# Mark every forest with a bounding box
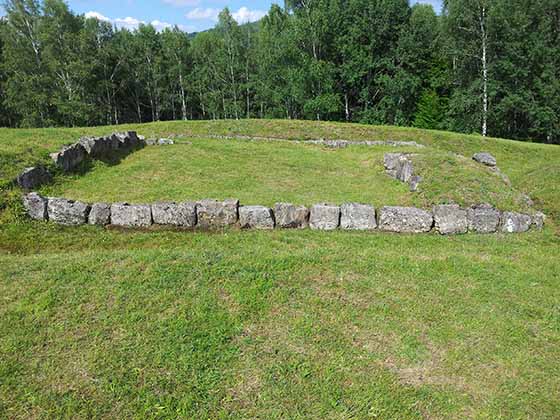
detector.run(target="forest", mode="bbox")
[0,0,559,143]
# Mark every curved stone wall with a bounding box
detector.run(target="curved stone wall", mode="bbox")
[22,193,545,235]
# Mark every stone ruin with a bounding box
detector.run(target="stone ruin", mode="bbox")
[15,132,172,190]
[17,134,547,236]
[22,192,545,235]
[384,153,423,192]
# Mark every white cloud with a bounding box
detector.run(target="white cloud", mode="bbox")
[186,7,219,21]
[185,6,266,24]
[85,11,179,32]
[85,11,111,22]
[150,19,173,31]
[232,7,266,23]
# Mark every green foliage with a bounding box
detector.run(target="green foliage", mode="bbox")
[1,119,560,418]
[413,90,445,129]
[0,0,558,142]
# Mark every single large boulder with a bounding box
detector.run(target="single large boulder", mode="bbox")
[433,204,468,235]
[467,203,501,233]
[274,203,309,229]
[532,212,546,230]
[50,143,87,172]
[500,212,532,233]
[111,203,152,228]
[23,192,48,221]
[309,203,340,230]
[378,206,433,233]
[239,206,275,229]
[473,152,497,167]
[89,203,111,226]
[340,203,377,230]
[196,199,239,229]
[16,166,52,190]
[48,197,90,226]
[152,202,197,227]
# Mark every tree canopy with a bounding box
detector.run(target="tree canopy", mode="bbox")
[0,0,558,143]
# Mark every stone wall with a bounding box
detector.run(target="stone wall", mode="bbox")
[22,193,545,235]
[15,131,145,191]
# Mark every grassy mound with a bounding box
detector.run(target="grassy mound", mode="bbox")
[1,120,559,419]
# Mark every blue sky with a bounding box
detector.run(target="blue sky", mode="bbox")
[2,1,444,33]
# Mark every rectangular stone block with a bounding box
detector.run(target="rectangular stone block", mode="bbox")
[467,204,500,233]
[48,197,90,226]
[196,199,239,229]
[152,202,197,227]
[500,212,532,233]
[16,166,52,190]
[239,206,275,229]
[309,204,340,230]
[378,206,433,233]
[340,203,376,230]
[89,203,111,226]
[23,192,48,221]
[274,203,309,229]
[50,143,87,172]
[433,204,468,235]
[111,203,152,228]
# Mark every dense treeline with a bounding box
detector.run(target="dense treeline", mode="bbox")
[0,0,558,143]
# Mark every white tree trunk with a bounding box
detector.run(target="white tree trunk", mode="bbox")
[179,73,188,121]
[480,5,488,137]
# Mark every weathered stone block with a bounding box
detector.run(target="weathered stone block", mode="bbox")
[111,132,133,150]
[409,175,422,192]
[50,143,87,172]
[467,204,500,233]
[152,202,197,227]
[309,204,340,230]
[16,166,52,190]
[378,206,433,233]
[158,138,174,145]
[111,203,152,227]
[23,192,48,221]
[473,152,497,167]
[532,212,546,230]
[396,159,414,183]
[274,203,309,229]
[500,212,532,233]
[239,206,275,229]
[196,199,239,228]
[89,203,111,226]
[384,153,403,178]
[48,197,90,226]
[340,203,376,230]
[433,204,468,235]
[80,136,107,158]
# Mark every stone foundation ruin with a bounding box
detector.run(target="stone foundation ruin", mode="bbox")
[23,192,545,235]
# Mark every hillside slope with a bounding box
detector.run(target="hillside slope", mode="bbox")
[1,120,559,419]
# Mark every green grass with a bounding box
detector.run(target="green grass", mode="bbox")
[35,138,529,214]
[1,119,560,419]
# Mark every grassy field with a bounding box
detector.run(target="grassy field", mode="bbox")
[1,120,560,419]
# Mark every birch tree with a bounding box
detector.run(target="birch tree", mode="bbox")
[444,0,493,136]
